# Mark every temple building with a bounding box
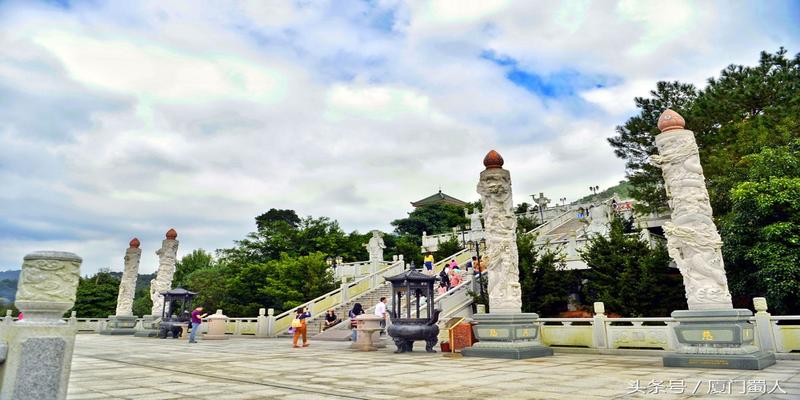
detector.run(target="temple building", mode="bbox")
[410,189,468,208]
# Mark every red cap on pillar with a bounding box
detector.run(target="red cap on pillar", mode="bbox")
[166,228,177,240]
[657,109,686,132]
[483,150,504,169]
[129,238,140,248]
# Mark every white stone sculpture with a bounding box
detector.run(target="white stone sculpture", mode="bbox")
[477,150,522,314]
[115,238,141,317]
[150,229,180,316]
[364,230,386,263]
[586,201,611,236]
[470,209,483,231]
[652,109,733,310]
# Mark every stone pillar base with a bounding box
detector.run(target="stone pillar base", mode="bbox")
[663,352,776,370]
[462,313,553,360]
[662,309,776,370]
[99,315,137,335]
[133,315,160,338]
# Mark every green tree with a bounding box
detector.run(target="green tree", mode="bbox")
[581,216,686,317]
[609,49,800,215]
[607,81,698,213]
[433,235,463,262]
[517,215,539,234]
[132,287,152,317]
[255,208,301,230]
[391,204,469,237]
[184,252,336,316]
[71,270,120,318]
[518,234,577,316]
[722,142,800,314]
[173,249,214,289]
[219,214,366,266]
[515,202,531,214]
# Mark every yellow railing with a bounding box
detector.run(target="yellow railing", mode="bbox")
[270,260,404,336]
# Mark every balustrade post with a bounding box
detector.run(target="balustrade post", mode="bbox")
[266,308,276,337]
[341,282,350,304]
[753,297,776,352]
[592,302,608,349]
[68,311,76,327]
[3,310,11,326]
[256,308,268,337]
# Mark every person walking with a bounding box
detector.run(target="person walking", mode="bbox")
[189,306,207,343]
[439,267,451,291]
[374,297,388,335]
[292,307,312,348]
[465,256,475,272]
[349,303,365,342]
[423,253,434,275]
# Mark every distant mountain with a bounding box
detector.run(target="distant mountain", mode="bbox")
[0,278,17,303]
[0,270,20,281]
[107,272,157,291]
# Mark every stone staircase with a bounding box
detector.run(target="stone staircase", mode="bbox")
[281,283,394,337]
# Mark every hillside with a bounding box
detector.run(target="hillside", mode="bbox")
[577,180,633,204]
[0,270,20,281]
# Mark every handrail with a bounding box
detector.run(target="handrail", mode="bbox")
[525,209,574,236]
[431,248,469,274]
[271,260,405,335]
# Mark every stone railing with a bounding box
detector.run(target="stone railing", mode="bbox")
[421,231,484,253]
[526,209,575,236]
[533,298,798,356]
[269,259,405,336]
[333,260,393,281]
[47,295,799,356]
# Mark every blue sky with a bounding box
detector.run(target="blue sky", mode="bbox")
[0,0,798,274]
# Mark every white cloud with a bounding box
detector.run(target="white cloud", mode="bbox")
[0,0,797,273]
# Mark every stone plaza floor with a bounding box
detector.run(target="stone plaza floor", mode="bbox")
[67,335,800,400]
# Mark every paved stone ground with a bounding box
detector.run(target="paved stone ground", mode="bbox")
[68,335,800,400]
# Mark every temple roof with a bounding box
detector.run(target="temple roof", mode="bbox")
[410,190,468,208]
[384,269,438,283]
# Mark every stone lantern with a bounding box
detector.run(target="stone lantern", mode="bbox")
[384,269,440,353]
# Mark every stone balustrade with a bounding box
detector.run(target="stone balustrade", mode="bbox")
[421,231,484,253]
[56,297,800,357]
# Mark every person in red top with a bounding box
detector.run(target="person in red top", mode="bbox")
[189,306,207,343]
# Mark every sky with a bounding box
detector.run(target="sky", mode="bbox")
[1,0,798,275]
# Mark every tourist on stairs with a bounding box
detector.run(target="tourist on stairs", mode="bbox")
[449,268,462,287]
[424,253,435,275]
[322,308,339,331]
[439,267,451,291]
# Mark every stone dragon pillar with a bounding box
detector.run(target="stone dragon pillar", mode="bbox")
[136,229,179,337]
[462,150,552,360]
[150,228,180,317]
[654,109,774,370]
[101,238,142,335]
